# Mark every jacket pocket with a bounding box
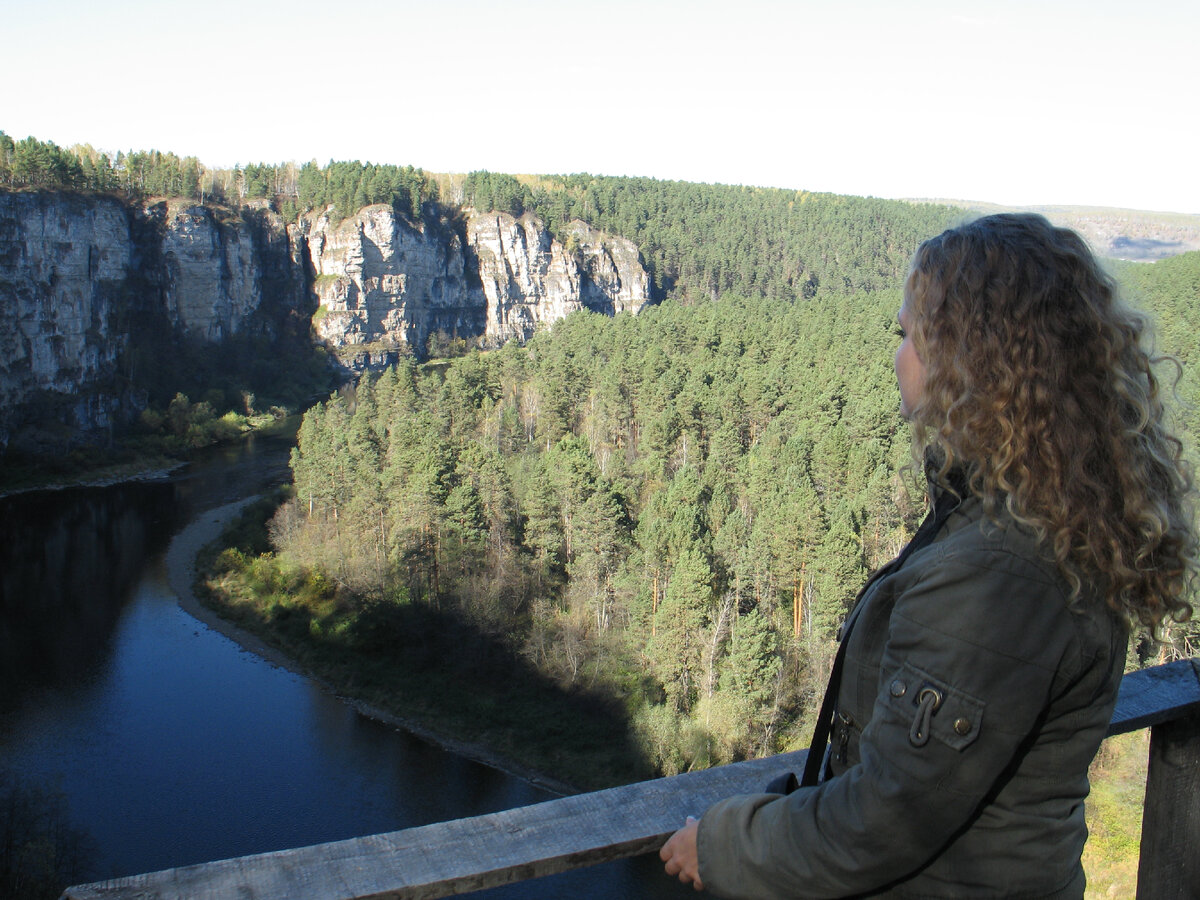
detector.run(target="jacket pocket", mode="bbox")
[883,661,985,752]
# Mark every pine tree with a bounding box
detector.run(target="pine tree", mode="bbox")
[651,548,715,711]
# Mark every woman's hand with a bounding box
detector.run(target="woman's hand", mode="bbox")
[660,816,704,891]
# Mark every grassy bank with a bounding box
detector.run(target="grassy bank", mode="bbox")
[1083,730,1148,898]
[195,494,654,792]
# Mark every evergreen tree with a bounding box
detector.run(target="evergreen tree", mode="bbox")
[651,548,716,711]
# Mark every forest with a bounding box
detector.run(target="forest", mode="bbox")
[207,256,1200,785]
[207,287,915,782]
[0,132,431,223]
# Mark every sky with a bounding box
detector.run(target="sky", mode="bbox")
[4,0,1198,214]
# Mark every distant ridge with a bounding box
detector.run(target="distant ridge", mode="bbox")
[904,199,1200,262]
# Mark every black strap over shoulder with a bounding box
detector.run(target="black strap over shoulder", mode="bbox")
[797,470,965,788]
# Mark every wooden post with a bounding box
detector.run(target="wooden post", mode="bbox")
[1136,710,1200,899]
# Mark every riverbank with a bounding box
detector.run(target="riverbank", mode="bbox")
[166,498,579,797]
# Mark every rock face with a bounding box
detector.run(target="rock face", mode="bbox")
[155,200,264,340]
[300,205,477,352]
[469,214,649,343]
[302,206,650,354]
[0,191,650,446]
[0,192,133,435]
[0,192,300,446]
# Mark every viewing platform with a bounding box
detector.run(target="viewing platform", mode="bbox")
[63,658,1200,900]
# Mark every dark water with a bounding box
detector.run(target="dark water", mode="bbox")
[0,438,690,897]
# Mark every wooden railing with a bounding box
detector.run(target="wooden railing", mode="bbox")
[63,658,1200,900]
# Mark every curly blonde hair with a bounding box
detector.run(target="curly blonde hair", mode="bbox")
[905,213,1196,631]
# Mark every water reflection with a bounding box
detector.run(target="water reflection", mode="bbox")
[0,479,177,706]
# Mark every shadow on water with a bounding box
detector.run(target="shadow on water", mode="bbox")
[0,478,178,709]
[0,435,292,712]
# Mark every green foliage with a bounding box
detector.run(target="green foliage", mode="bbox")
[3,134,86,189]
[130,391,248,450]
[699,607,785,763]
[203,500,651,789]
[0,131,204,198]
[462,171,531,217]
[133,392,251,449]
[518,174,955,302]
[293,159,435,221]
[272,284,920,777]
[651,548,715,711]
[265,245,1199,788]
[719,608,782,714]
[451,169,956,306]
[117,148,204,198]
[1082,731,1149,898]
[0,132,436,223]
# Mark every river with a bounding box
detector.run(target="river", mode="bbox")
[0,437,691,897]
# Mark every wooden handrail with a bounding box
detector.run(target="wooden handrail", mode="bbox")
[1105,656,1200,735]
[62,658,1200,900]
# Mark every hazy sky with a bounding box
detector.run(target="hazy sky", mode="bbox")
[5,0,1197,213]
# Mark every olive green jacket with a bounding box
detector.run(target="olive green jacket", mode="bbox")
[697,488,1126,899]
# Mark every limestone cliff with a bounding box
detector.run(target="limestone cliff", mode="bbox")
[468,214,649,343]
[299,205,478,355]
[0,191,650,448]
[301,206,650,358]
[154,200,265,340]
[0,192,301,448]
[0,192,133,436]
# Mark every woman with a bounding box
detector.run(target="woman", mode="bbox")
[660,213,1196,898]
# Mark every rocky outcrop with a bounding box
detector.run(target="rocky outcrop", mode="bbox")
[0,192,133,435]
[468,214,649,343]
[0,192,304,447]
[302,206,650,355]
[154,200,264,340]
[467,212,583,342]
[0,191,650,447]
[300,205,478,352]
[570,220,650,315]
